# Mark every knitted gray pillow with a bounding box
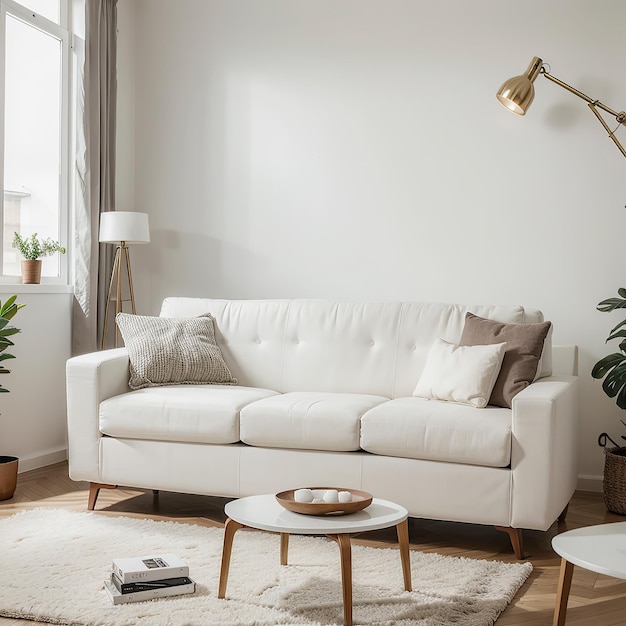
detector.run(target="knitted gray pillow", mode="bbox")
[115,313,237,390]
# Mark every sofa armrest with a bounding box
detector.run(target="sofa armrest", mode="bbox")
[510,375,579,531]
[66,348,130,482]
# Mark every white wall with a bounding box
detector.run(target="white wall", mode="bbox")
[116,0,626,490]
[0,288,72,471]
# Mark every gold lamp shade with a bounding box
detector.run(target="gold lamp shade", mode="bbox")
[496,56,544,115]
[496,56,626,161]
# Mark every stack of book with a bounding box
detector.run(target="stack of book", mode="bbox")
[104,553,196,605]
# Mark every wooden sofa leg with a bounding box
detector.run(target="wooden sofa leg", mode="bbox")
[558,504,569,523]
[495,526,524,559]
[88,482,117,510]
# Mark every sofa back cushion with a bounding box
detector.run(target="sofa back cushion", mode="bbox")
[160,299,292,393]
[159,298,545,399]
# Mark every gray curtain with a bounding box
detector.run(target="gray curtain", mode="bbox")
[72,0,117,355]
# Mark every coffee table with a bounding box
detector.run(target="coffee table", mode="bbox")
[218,494,411,626]
[552,521,626,625]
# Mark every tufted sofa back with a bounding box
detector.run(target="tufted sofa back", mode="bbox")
[159,298,545,399]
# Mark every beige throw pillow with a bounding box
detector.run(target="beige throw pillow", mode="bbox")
[116,313,237,390]
[459,312,552,408]
[413,338,507,408]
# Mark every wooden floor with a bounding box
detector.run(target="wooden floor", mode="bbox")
[1,462,626,625]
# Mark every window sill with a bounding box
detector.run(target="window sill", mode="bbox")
[0,283,74,294]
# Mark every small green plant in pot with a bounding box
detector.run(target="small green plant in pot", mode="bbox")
[592,288,626,514]
[0,295,25,500]
[12,232,66,284]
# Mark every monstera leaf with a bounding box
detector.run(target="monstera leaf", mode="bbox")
[592,352,626,409]
[598,288,626,345]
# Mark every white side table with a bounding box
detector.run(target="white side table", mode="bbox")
[217,494,411,626]
[551,521,626,625]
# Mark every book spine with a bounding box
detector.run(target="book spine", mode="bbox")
[112,564,190,584]
[104,579,196,605]
[111,574,193,594]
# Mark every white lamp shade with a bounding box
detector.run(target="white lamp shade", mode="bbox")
[99,211,150,244]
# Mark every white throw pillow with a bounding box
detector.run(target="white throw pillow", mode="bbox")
[413,339,506,408]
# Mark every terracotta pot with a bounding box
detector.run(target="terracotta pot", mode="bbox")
[21,259,42,284]
[0,456,18,500]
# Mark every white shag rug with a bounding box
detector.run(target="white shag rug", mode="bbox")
[0,508,532,626]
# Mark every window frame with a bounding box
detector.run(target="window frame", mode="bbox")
[0,0,72,286]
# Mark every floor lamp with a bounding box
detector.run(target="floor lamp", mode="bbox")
[496,57,626,160]
[99,211,150,349]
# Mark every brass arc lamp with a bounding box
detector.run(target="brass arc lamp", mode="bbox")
[497,56,626,159]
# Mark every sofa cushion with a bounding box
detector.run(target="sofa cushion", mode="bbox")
[459,313,552,408]
[413,339,506,408]
[116,313,237,390]
[99,385,278,444]
[360,397,512,467]
[240,392,389,451]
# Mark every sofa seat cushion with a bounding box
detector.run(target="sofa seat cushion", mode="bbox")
[360,397,512,467]
[240,392,389,451]
[99,385,279,444]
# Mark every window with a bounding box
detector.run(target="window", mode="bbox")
[11,0,60,24]
[0,0,72,283]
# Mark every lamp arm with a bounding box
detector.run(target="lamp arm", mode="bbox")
[587,103,626,159]
[542,70,618,116]
[541,69,626,158]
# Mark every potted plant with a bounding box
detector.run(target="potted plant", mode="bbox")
[12,232,66,284]
[0,295,25,500]
[591,287,626,513]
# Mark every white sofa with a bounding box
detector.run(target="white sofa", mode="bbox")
[66,298,579,558]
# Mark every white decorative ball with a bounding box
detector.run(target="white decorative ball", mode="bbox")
[338,490,353,503]
[294,488,314,503]
[312,489,326,500]
[323,489,339,503]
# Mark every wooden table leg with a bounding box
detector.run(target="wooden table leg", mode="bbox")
[280,532,289,565]
[218,517,244,599]
[553,558,574,626]
[336,534,353,626]
[396,519,412,592]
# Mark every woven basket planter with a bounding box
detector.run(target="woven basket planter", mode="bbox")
[603,446,626,514]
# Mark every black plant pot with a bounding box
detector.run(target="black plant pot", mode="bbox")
[0,456,18,500]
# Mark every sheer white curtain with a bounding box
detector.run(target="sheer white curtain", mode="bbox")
[72,0,117,355]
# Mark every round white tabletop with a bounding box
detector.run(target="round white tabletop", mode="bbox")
[224,494,408,535]
[552,521,626,579]
[219,494,412,625]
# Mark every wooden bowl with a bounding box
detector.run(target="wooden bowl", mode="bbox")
[275,487,373,516]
